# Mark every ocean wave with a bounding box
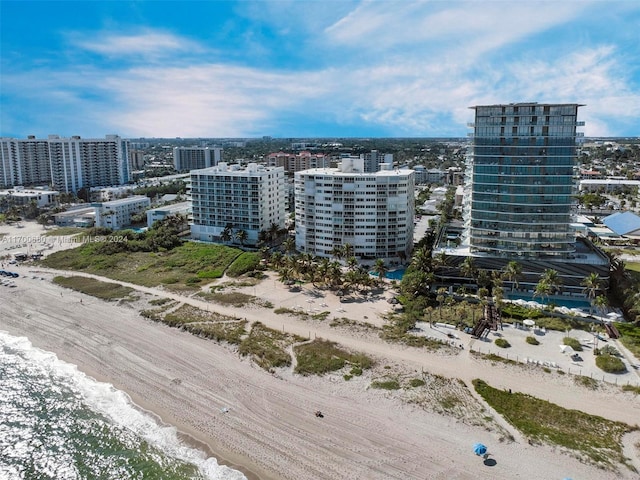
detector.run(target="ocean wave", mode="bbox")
[0,330,246,480]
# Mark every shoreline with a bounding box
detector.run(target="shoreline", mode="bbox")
[1,264,639,479]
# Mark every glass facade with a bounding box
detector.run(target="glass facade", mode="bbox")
[463,103,584,258]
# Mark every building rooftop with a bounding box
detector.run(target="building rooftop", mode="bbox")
[603,211,640,236]
[91,195,149,207]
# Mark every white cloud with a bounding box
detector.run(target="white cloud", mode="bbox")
[71,30,203,58]
[325,1,587,61]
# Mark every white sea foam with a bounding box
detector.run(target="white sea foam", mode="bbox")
[0,330,247,480]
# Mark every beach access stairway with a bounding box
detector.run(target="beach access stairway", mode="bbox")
[470,303,502,339]
[604,323,620,339]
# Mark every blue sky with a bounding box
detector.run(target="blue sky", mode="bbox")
[1,1,639,139]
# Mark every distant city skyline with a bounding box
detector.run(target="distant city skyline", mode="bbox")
[1,1,639,139]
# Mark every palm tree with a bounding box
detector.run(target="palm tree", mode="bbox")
[436,287,448,319]
[257,229,269,247]
[330,245,344,263]
[372,259,388,282]
[270,251,284,269]
[220,223,234,244]
[503,261,522,292]
[541,268,562,295]
[533,279,553,307]
[282,236,296,255]
[316,258,331,286]
[343,243,354,260]
[581,272,602,316]
[235,229,248,246]
[268,222,280,246]
[327,261,343,289]
[432,251,450,270]
[460,256,477,281]
[594,294,609,319]
[410,245,432,272]
[346,256,358,272]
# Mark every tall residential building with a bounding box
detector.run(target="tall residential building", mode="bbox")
[189,163,285,246]
[295,158,415,263]
[173,147,222,171]
[267,151,331,174]
[463,103,584,259]
[362,150,393,173]
[433,102,610,301]
[0,135,130,192]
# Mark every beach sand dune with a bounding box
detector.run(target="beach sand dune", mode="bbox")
[1,268,639,479]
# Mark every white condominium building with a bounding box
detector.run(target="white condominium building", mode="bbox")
[173,147,222,171]
[92,195,150,230]
[295,158,415,263]
[0,135,130,192]
[190,163,286,246]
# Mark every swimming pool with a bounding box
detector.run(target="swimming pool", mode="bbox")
[370,268,406,280]
[506,293,591,310]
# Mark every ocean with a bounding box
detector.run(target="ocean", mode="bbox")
[0,331,247,480]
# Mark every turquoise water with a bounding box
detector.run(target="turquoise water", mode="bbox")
[369,268,406,280]
[0,331,246,480]
[506,293,591,310]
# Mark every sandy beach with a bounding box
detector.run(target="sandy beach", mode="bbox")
[1,222,640,479]
[1,262,639,480]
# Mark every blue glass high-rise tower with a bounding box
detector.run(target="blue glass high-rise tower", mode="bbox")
[463,103,584,259]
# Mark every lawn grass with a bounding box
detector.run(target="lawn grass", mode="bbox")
[615,322,640,359]
[53,275,135,301]
[43,226,86,237]
[42,241,243,290]
[294,339,374,376]
[473,379,636,469]
[225,252,261,277]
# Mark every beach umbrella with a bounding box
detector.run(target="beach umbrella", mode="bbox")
[473,443,487,456]
[559,345,574,354]
[523,319,536,327]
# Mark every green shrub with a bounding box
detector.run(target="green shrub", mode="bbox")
[596,355,627,373]
[409,378,426,387]
[563,337,582,351]
[343,374,353,381]
[370,379,400,390]
[622,385,640,395]
[526,336,540,345]
[575,376,599,390]
[294,339,374,376]
[599,345,620,357]
[494,338,511,348]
